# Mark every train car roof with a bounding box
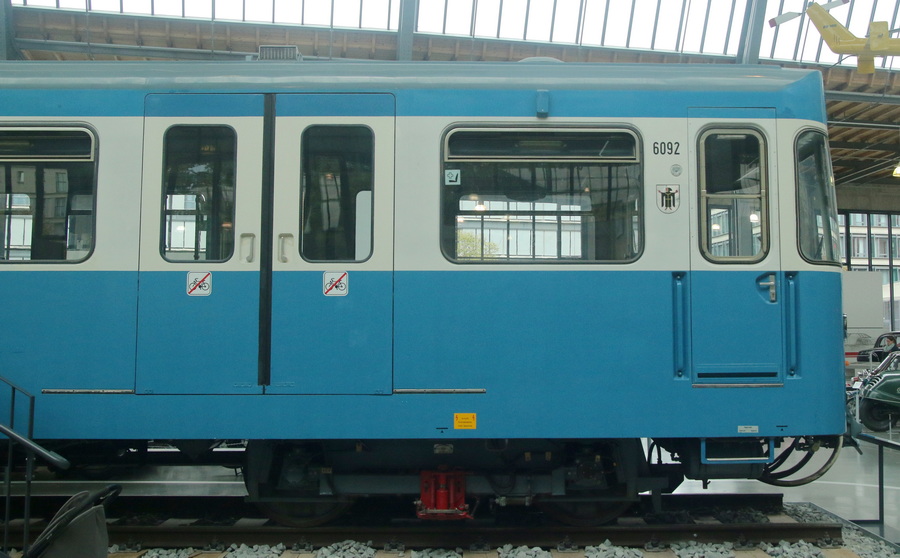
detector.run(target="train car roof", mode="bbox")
[0,60,827,122]
[0,59,819,92]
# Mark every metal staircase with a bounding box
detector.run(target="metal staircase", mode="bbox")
[0,377,69,553]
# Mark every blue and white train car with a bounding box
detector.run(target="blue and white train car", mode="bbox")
[0,60,845,524]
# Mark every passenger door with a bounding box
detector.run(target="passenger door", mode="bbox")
[688,110,785,385]
[136,94,265,394]
[135,93,394,395]
[266,94,395,395]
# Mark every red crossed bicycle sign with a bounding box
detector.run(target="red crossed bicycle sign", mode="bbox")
[323,272,348,296]
[187,272,212,296]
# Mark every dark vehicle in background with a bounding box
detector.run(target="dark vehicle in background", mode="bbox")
[844,332,874,360]
[853,352,900,431]
[855,331,900,363]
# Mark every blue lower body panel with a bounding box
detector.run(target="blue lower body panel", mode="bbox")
[0,271,138,393]
[268,270,392,395]
[135,270,261,394]
[0,269,845,442]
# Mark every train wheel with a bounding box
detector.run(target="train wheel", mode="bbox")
[859,399,895,432]
[244,440,355,527]
[537,493,632,526]
[256,500,353,527]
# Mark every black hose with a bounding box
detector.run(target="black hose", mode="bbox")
[764,449,815,480]
[759,436,843,487]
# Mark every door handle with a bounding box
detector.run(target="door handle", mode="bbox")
[240,233,255,263]
[278,233,294,263]
[758,273,776,303]
[672,272,688,378]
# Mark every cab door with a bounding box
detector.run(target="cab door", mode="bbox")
[266,94,394,395]
[135,94,264,394]
[688,109,785,384]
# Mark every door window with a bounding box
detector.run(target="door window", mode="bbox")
[160,125,237,262]
[300,125,374,262]
[699,129,767,262]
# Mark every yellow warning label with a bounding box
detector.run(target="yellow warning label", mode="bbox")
[454,413,477,430]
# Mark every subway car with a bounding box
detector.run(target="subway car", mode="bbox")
[0,59,845,525]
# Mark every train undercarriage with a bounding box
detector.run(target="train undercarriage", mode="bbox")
[243,438,680,526]
[240,436,841,526]
[27,436,842,527]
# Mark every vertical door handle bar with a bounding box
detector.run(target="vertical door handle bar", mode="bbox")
[759,274,776,302]
[240,233,255,263]
[672,272,688,378]
[278,233,293,263]
[785,272,799,376]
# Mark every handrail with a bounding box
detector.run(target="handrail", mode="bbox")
[0,425,69,471]
[0,376,70,554]
[852,431,900,543]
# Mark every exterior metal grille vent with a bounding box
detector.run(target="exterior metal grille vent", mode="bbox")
[258,45,301,61]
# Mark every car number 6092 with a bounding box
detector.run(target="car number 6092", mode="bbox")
[652,141,680,155]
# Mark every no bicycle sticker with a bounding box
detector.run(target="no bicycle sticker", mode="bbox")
[187,271,212,296]
[323,271,348,296]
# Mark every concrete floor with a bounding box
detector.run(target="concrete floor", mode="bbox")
[676,428,900,544]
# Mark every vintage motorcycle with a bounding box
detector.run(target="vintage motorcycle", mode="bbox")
[849,351,900,432]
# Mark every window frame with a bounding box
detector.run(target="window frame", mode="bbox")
[0,125,98,264]
[795,128,841,266]
[697,126,769,264]
[298,124,376,264]
[158,124,238,264]
[440,125,644,265]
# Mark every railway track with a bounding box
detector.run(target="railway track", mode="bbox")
[4,493,875,556]
[102,517,846,551]
[102,547,875,558]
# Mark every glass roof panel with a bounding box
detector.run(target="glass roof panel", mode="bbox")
[10,0,900,70]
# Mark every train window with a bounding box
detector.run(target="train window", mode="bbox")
[441,128,642,263]
[0,128,96,262]
[160,126,236,262]
[446,130,637,160]
[300,126,374,262]
[796,130,840,264]
[699,129,767,262]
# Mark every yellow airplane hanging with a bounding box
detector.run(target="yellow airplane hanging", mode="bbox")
[770,0,895,74]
